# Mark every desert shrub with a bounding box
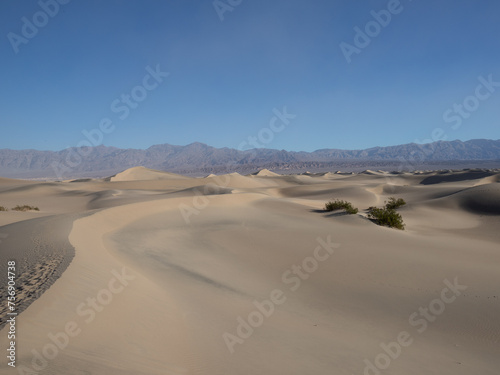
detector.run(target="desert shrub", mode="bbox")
[0,206,7,211]
[367,207,405,230]
[385,197,406,210]
[12,205,39,212]
[325,199,359,214]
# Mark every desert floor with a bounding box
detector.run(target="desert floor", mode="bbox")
[1,166,499,374]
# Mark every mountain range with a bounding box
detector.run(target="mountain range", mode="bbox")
[1,139,500,179]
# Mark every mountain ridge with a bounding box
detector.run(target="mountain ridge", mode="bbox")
[1,139,499,179]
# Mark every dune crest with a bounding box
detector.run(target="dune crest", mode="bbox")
[109,166,189,181]
[250,168,280,177]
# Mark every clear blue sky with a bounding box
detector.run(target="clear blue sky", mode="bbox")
[1,0,499,152]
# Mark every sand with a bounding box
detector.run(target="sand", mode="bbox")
[0,167,499,374]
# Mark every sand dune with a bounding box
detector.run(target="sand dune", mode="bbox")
[1,168,499,374]
[454,183,500,215]
[419,169,496,185]
[202,172,280,190]
[249,168,281,177]
[109,166,189,182]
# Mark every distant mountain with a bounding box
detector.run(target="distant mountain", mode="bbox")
[1,139,499,179]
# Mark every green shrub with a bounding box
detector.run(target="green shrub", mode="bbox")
[0,206,7,212]
[367,207,405,230]
[12,205,39,212]
[325,199,359,214]
[385,197,406,210]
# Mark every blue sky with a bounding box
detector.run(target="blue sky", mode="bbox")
[1,0,499,152]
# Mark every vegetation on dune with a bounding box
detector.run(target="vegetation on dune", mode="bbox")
[0,206,7,211]
[367,206,405,230]
[11,205,40,212]
[324,199,359,215]
[385,197,406,210]
[366,197,406,230]
[322,196,406,229]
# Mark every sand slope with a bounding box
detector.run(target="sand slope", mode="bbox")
[0,168,499,374]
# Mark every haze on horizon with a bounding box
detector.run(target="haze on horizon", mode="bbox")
[1,0,499,153]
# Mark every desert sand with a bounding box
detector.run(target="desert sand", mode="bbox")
[1,166,500,374]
